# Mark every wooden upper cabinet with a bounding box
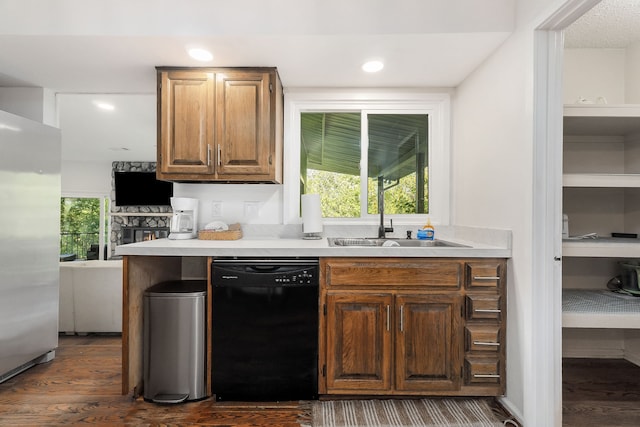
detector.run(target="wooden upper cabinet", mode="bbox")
[215,71,271,178]
[156,67,283,183]
[158,70,215,176]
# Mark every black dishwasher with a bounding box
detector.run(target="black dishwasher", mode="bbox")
[211,258,319,401]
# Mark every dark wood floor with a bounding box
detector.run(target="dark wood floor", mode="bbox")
[563,358,640,426]
[4,335,637,426]
[0,335,305,426]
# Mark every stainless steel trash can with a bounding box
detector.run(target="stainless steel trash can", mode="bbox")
[143,280,207,403]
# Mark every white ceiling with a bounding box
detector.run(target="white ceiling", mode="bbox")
[0,0,515,163]
[564,0,640,48]
[1,0,638,165]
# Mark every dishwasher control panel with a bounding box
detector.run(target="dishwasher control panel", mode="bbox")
[274,269,316,285]
[211,259,319,287]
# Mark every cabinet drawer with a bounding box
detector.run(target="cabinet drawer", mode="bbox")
[465,295,502,320]
[464,356,501,384]
[465,262,504,290]
[324,258,462,289]
[465,325,500,352]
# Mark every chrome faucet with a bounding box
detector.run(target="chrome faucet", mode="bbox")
[378,177,394,238]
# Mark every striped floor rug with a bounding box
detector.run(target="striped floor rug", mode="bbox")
[311,398,505,427]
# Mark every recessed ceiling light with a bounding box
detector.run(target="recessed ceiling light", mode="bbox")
[93,101,115,111]
[188,48,213,62]
[362,60,384,73]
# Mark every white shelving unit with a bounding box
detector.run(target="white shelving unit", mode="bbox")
[562,104,640,329]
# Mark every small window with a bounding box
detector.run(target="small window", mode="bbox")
[60,197,109,260]
[285,90,450,225]
[301,112,428,218]
[366,113,428,215]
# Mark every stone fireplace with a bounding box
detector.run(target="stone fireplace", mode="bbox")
[110,161,171,258]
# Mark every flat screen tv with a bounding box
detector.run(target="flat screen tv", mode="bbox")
[114,171,173,206]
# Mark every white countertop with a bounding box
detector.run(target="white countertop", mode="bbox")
[115,225,511,258]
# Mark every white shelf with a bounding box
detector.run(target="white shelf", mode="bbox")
[563,173,640,187]
[563,238,640,258]
[563,289,640,329]
[564,104,640,136]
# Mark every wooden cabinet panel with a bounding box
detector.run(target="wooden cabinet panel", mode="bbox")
[464,356,502,385]
[465,261,504,290]
[465,295,502,321]
[465,325,501,352]
[325,258,461,289]
[215,71,272,177]
[158,71,214,176]
[395,294,462,392]
[325,293,392,392]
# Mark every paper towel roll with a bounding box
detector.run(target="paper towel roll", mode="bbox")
[301,194,323,234]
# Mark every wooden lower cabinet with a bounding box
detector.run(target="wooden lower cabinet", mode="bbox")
[319,257,506,397]
[326,293,392,392]
[395,294,462,392]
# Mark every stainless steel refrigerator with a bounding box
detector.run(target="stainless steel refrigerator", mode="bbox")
[0,110,61,382]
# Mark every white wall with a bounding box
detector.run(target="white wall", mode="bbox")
[564,43,640,105]
[61,160,112,197]
[453,29,532,422]
[626,41,640,103]
[174,183,283,230]
[563,49,626,104]
[0,87,56,125]
[452,0,575,424]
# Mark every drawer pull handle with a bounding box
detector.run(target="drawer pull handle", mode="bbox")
[473,374,501,378]
[400,305,404,332]
[217,144,222,167]
[474,309,501,313]
[386,305,390,332]
[473,276,500,281]
[473,341,500,347]
[207,144,211,166]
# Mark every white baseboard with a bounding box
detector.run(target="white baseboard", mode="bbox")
[35,350,56,364]
[562,347,640,367]
[562,347,624,359]
[497,396,523,426]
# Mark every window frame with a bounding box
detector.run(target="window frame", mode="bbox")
[284,89,451,226]
[60,192,110,260]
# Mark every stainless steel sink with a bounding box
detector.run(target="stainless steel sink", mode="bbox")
[327,237,470,248]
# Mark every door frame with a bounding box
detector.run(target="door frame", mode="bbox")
[532,1,601,426]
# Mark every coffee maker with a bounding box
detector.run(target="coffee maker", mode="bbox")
[168,197,199,240]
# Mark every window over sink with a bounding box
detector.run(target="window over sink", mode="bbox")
[284,90,450,224]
